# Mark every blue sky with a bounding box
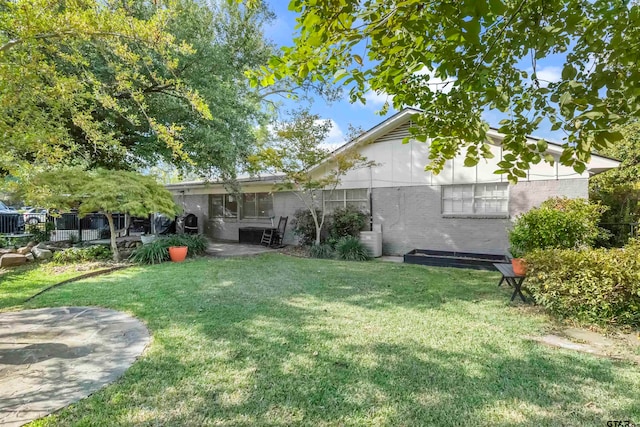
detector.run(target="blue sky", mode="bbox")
[262,2,566,148]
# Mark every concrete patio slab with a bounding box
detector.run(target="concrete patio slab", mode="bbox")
[378,256,403,263]
[206,241,275,257]
[0,307,150,426]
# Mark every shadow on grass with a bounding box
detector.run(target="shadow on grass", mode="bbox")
[21,254,640,426]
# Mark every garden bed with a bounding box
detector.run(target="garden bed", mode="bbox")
[403,249,507,270]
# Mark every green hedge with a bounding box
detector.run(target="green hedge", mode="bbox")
[509,197,606,256]
[328,205,367,244]
[526,240,640,326]
[52,245,113,264]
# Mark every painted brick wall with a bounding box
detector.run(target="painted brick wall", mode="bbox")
[174,194,208,234]
[371,186,511,255]
[179,178,589,253]
[509,178,588,217]
[372,178,589,255]
[181,191,306,244]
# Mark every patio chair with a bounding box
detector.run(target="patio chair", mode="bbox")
[260,216,288,247]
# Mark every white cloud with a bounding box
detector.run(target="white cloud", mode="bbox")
[364,90,392,107]
[534,66,562,87]
[414,67,456,94]
[317,119,345,150]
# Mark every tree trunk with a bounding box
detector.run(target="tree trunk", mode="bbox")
[105,212,120,262]
[317,211,326,246]
[311,210,321,246]
[124,213,131,237]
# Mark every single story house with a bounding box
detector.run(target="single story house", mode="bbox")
[166,108,620,255]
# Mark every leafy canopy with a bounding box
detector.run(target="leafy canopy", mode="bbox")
[0,0,212,178]
[23,168,177,260]
[1,0,275,181]
[24,168,177,218]
[251,0,640,182]
[250,110,373,194]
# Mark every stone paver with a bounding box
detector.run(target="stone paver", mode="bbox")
[528,330,640,364]
[0,307,150,426]
[378,256,403,263]
[206,241,275,257]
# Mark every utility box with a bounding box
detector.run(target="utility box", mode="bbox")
[360,230,382,258]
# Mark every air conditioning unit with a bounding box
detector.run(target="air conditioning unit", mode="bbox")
[359,230,382,258]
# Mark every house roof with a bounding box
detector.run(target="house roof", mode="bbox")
[166,108,620,190]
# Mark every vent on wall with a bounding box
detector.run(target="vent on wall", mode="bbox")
[376,120,413,143]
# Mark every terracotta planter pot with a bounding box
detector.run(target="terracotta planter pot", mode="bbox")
[511,258,527,276]
[168,246,188,262]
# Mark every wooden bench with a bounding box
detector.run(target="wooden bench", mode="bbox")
[493,263,528,302]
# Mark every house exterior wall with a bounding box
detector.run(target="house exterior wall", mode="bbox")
[167,111,607,254]
[370,178,589,256]
[175,194,208,234]
[177,177,588,255]
[331,123,585,190]
[178,190,305,244]
[509,178,588,217]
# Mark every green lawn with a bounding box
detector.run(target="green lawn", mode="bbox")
[0,263,109,310]
[3,254,639,426]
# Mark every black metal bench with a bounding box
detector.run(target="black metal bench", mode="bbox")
[493,263,528,302]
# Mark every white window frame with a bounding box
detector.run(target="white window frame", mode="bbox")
[241,192,273,219]
[441,183,509,217]
[323,188,370,213]
[209,194,238,218]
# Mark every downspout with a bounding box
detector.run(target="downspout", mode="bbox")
[369,165,373,231]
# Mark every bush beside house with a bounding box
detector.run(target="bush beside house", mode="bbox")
[130,234,208,265]
[509,197,607,254]
[526,240,640,326]
[511,197,639,326]
[292,206,371,261]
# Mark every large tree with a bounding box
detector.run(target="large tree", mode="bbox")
[1,0,275,181]
[252,0,640,182]
[0,0,209,178]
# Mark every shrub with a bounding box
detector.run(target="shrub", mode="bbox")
[509,197,607,254]
[328,205,367,244]
[160,234,208,257]
[52,245,113,264]
[334,236,371,261]
[129,240,169,265]
[130,234,208,264]
[27,222,54,243]
[292,209,326,245]
[526,239,640,326]
[309,243,334,259]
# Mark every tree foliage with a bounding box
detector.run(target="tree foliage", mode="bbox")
[0,0,209,177]
[252,0,640,182]
[590,122,640,236]
[508,197,607,256]
[249,110,373,245]
[1,0,274,180]
[24,168,177,261]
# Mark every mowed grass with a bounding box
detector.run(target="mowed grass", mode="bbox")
[4,254,638,426]
[0,263,108,310]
